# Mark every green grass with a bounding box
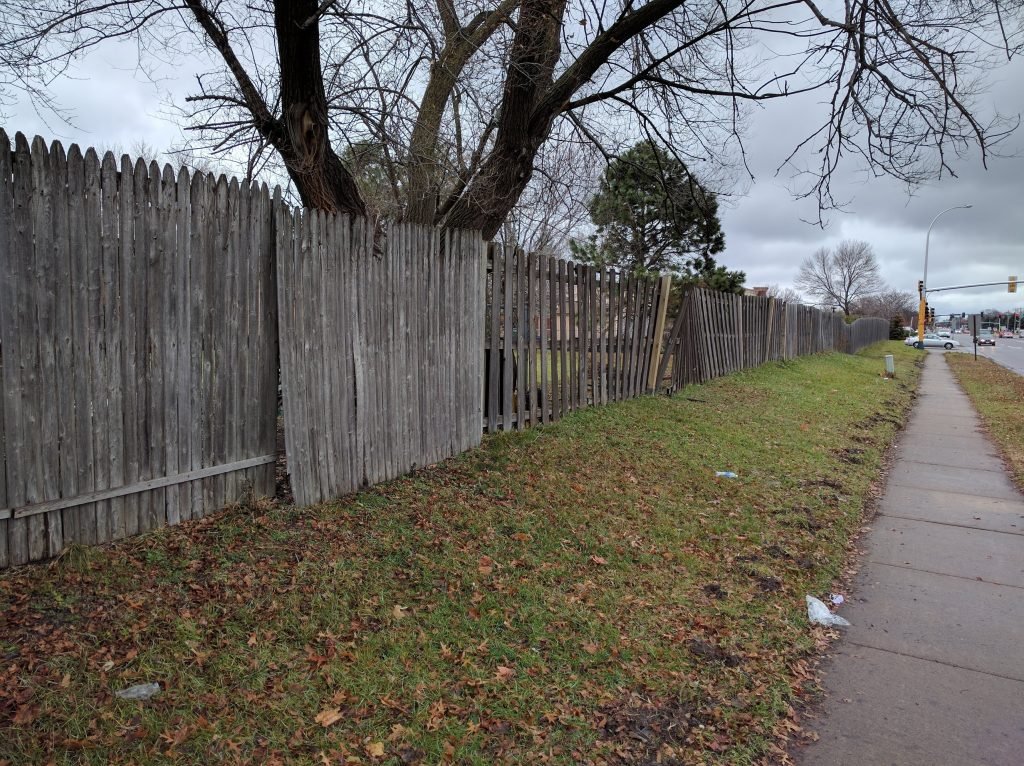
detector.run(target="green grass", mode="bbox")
[0,342,920,766]
[946,354,1024,488]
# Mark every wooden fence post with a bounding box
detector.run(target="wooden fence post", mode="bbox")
[646,275,673,392]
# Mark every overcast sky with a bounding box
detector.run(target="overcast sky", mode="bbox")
[4,35,1022,318]
[720,52,1024,318]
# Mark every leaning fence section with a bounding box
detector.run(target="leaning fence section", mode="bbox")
[276,213,485,506]
[0,131,279,568]
[657,288,890,391]
[483,247,671,432]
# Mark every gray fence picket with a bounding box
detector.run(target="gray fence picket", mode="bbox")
[540,256,548,423]
[0,130,19,566]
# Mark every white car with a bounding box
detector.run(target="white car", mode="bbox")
[905,333,961,350]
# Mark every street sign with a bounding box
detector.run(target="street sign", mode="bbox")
[969,313,981,360]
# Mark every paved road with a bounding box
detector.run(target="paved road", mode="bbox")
[952,334,1024,375]
[799,353,1024,766]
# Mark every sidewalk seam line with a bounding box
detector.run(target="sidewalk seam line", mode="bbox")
[885,481,1023,503]
[843,640,1024,684]
[877,511,1024,536]
[897,459,1005,475]
[891,459,1003,473]
[865,559,1024,590]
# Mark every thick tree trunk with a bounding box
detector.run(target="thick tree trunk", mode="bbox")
[405,66,460,226]
[273,0,366,216]
[439,0,566,238]
[405,0,516,226]
[438,0,683,238]
[440,137,548,238]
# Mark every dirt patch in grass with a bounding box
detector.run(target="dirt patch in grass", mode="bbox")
[0,342,920,766]
[598,692,697,764]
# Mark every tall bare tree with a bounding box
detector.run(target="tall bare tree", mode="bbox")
[795,240,886,315]
[2,0,1021,239]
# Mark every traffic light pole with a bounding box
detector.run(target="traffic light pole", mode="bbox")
[917,284,927,343]
[915,278,1015,346]
[920,204,973,343]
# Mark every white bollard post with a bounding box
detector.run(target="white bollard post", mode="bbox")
[884,354,895,378]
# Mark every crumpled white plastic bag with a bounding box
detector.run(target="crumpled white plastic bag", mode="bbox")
[806,595,851,627]
[114,682,161,700]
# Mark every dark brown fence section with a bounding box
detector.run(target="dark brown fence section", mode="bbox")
[0,131,279,568]
[276,213,485,506]
[484,247,671,432]
[657,288,890,391]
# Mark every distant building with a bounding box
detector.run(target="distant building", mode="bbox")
[744,286,770,297]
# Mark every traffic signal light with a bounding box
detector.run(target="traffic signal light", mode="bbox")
[1010,275,1017,293]
[918,279,924,295]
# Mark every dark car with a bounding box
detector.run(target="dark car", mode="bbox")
[977,335,996,346]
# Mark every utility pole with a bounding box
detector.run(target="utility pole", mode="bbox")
[919,205,972,343]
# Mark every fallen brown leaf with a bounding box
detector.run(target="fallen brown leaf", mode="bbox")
[314,707,344,728]
[495,665,515,682]
[12,705,39,725]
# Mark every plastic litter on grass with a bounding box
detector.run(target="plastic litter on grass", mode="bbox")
[114,682,161,701]
[806,595,851,628]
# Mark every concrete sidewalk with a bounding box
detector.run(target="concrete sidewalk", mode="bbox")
[799,352,1024,766]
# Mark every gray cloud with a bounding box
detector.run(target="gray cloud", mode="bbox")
[720,54,1024,316]
[3,34,1021,317]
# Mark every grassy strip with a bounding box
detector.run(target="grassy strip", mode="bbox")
[1,342,920,766]
[945,354,1024,487]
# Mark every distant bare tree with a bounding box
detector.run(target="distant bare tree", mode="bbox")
[852,290,916,323]
[795,240,885,315]
[766,284,804,304]
[99,139,229,181]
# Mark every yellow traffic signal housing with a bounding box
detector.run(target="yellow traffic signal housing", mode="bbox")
[1010,275,1018,293]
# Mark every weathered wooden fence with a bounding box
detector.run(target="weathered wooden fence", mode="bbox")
[0,131,278,568]
[657,287,890,391]
[276,212,485,506]
[0,132,895,568]
[482,257,891,430]
[483,247,671,431]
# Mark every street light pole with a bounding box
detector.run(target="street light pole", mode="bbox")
[919,204,972,342]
